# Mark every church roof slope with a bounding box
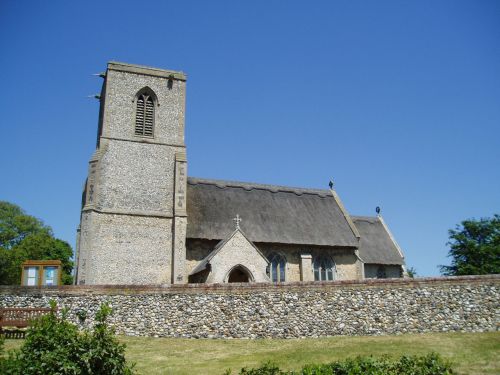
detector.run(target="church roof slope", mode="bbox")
[352,216,405,265]
[186,177,359,247]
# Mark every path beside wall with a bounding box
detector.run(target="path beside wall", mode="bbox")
[1,275,498,338]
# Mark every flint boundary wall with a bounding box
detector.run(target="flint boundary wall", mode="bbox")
[1,275,498,338]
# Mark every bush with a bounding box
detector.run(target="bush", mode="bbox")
[238,361,284,375]
[0,333,5,366]
[1,301,135,374]
[231,353,454,375]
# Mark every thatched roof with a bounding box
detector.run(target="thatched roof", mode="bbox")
[352,216,405,265]
[186,177,359,247]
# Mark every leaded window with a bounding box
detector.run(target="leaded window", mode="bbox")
[135,91,155,137]
[377,266,387,279]
[267,252,286,282]
[313,255,335,281]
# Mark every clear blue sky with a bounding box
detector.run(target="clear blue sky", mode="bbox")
[1,1,499,276]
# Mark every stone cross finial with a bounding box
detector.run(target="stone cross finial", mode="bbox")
[233,214,242,230]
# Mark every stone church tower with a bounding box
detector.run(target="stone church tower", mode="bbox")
[75,62,188,285]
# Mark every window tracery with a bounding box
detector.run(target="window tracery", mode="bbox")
[135,89,156,137]
[313,255,335,281]
[267,252,286,282]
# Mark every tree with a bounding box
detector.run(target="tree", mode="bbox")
[440,214,500,276]
[0,201,73,285]
[0,201,50,249]
[406,267,417,278]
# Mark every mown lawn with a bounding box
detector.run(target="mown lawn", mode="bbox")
[4,332,499,374]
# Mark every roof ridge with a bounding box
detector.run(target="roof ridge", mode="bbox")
[352,215,380,221]
[187,176,332,197]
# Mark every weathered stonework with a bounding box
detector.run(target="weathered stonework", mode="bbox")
[95,139,181,214]
[172,152,188,284]
[187,241,361,282]
[2,276,498,338]
[83,213,173,285]
[76,62,187,285]
[203,230,270,283]
[103,66,186,146]
[173,217,187,284]
[300,254,314,281]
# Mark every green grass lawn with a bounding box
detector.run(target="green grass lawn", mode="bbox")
[4,332,499,374]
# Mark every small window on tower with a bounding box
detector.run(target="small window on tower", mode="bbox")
[135,89,156,137]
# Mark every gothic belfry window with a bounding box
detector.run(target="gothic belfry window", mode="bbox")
[135,88,156,137]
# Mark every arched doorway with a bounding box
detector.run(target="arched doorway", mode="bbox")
[227,266,251,283]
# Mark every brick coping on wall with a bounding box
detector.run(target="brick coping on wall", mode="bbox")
[1,274,498,295]
[2,275,498,338]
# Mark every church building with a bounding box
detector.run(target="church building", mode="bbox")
[75,62,406,285]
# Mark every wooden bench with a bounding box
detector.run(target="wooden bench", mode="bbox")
[0,307,54,338]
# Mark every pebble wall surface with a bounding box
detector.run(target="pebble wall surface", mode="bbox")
[1,276,498,338]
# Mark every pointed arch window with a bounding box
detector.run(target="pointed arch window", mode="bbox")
[267,252,286,282]
[134,88,156,137]
[313,255,335,281]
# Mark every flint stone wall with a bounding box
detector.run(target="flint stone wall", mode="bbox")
[1,275,498,339]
